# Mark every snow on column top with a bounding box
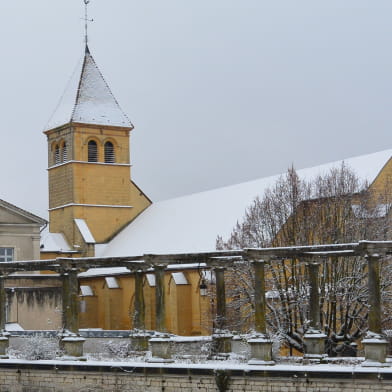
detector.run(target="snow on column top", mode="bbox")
[45,45,133,131]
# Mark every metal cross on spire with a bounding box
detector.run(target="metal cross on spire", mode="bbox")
[83,0,93,47]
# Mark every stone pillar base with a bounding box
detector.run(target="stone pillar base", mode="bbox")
[148,333,174,363]
[0,333,10,359]
[362,333,389,367]
[303,330,327,361]
[129,330,151,351]
[60,334,86,360]
[247,334,274,365]
[211,331,232,358]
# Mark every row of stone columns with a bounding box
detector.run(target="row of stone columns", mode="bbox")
[0,253,387,364]
[208,255,389,365]
[301,256,389,365]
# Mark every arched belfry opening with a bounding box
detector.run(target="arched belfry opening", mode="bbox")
[104,141,115,163]
[88,140,98,162]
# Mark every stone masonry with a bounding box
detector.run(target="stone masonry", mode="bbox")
[0,362,392,392]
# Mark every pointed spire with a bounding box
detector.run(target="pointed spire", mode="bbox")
[45,47,133,131]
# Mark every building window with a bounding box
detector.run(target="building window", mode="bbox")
[54,145,60,164]
[62,142,68,162]
[104,141,115,163]
[0,248,13,262]
[88,140,98,162]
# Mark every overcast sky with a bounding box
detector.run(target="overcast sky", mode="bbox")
[1,1,391,218]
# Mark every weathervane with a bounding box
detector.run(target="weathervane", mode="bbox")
[83,0,94,46]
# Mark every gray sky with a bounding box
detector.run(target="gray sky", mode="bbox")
[1,1,392,219]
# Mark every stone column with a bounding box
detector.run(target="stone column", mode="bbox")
[362,255,388,366]
[133,270,145,330]
[154,265,166,333]
[130,270,149,351]
[248,260,274,365]
[303,261,326,361]
[60,269,85,359]
[62,269,79,333]
[148,264,173,362]
[212,267,232,356]
[0,275,9,358]
[254,261,267,334]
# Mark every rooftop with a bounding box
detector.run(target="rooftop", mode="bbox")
[45,46,132,131]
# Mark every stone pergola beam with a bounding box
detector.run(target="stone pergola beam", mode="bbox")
[245,241,392,260]
[143,251,243,266]
[0,255,148,273]
[0,241,390,275]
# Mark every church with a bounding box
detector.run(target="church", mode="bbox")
[34,42,392,334]
[1,38,390,334]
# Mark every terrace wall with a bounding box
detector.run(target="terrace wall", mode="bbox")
[0,362,392,391]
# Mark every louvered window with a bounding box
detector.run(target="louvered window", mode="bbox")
[88,140,98,162]
[62,142,67,162]
[0,248,13,262]
[54,145,60,164]
[104,142,115,163]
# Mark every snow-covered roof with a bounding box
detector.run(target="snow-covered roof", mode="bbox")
[105,277,120,289]
[80,285,94,296]
[146,274,156,287]
[40,229,74,253]
[79,267,131,278]
[74,219,95,244]
[171,272,189,285]
[5,323,24,332]
[45,45,132,131]
[97,149,392,257]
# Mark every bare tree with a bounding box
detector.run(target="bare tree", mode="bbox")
[217,164,392,355]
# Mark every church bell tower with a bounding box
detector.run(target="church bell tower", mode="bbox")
[44,45,151,256]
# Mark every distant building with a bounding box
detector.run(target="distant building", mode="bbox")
[0,200,60,330]
[0,199,46,261]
